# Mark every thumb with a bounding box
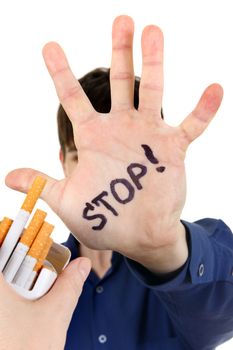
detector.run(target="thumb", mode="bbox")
[41,257,91,324]
[5,167,65,214]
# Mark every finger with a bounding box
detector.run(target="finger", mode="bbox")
[138,25,164,115]
[179,84,223,149]
[5,168,63,214]
[43,42,95,124]
[110,15,135,111]
[41,258,91,325]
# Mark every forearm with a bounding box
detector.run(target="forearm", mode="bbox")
[126,219,233,349]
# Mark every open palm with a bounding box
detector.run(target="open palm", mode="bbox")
[6,16,223,263]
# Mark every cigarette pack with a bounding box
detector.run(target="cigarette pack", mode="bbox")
[0,176,71,300]
[12,242,71,300]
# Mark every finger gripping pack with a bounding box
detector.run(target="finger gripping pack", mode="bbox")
[0,176,71,300]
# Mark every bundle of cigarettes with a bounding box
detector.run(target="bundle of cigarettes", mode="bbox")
[0,176,57,291]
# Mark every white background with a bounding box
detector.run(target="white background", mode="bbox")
[0,1,232,348]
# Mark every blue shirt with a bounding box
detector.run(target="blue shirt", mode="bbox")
[63,219,233,349]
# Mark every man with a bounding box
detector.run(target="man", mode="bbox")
[3,15,233,349]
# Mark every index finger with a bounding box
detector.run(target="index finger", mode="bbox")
[43,42,94,124]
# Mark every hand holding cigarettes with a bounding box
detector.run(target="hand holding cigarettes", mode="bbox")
[0,176,57,298]
[0,255,91,350]
[0,176,89,300]
[0,177,91,349]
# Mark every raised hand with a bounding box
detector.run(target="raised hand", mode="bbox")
[6,15,223,273]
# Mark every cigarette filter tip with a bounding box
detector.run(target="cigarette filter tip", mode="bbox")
[0,217,13,246]
[28,222,54,260]
[20,209,47,247]
[34,237,53,273]
[21,176,47,213]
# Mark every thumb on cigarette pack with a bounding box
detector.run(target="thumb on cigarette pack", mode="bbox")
[40,257,91,323]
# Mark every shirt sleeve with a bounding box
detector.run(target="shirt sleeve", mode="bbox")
[125,218,233,349]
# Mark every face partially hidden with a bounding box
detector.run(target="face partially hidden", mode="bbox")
[60,146,78,177]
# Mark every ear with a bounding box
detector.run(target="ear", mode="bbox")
[59,148,64,163]
[59,148,66,175]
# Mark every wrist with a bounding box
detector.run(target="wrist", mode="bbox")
[136,222,189,275]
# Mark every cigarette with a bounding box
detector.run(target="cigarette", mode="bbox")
[3,209,47,283]
[21,176,46,213]
[0,217,13,246]
[0,176,46,271]
[13,222,54,287]
[34,237,53,273]
[24,237,53,290]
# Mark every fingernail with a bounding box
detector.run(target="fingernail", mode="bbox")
[78,258,91,281]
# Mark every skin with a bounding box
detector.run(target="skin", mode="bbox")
[6,15,223,278]
[60,147,112,278]
[0,258,91,350]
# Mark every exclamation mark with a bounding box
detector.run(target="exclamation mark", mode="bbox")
[141,144,166,173]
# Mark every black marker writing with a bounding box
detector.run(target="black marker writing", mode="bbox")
[110,179,135,204]
[83,202,107,231]
[141,144,166,173]
[127,163,147,190]
[141,144,159,164]
[82,144,166,231]
[156,166,166,173]
[92,191,118,216]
